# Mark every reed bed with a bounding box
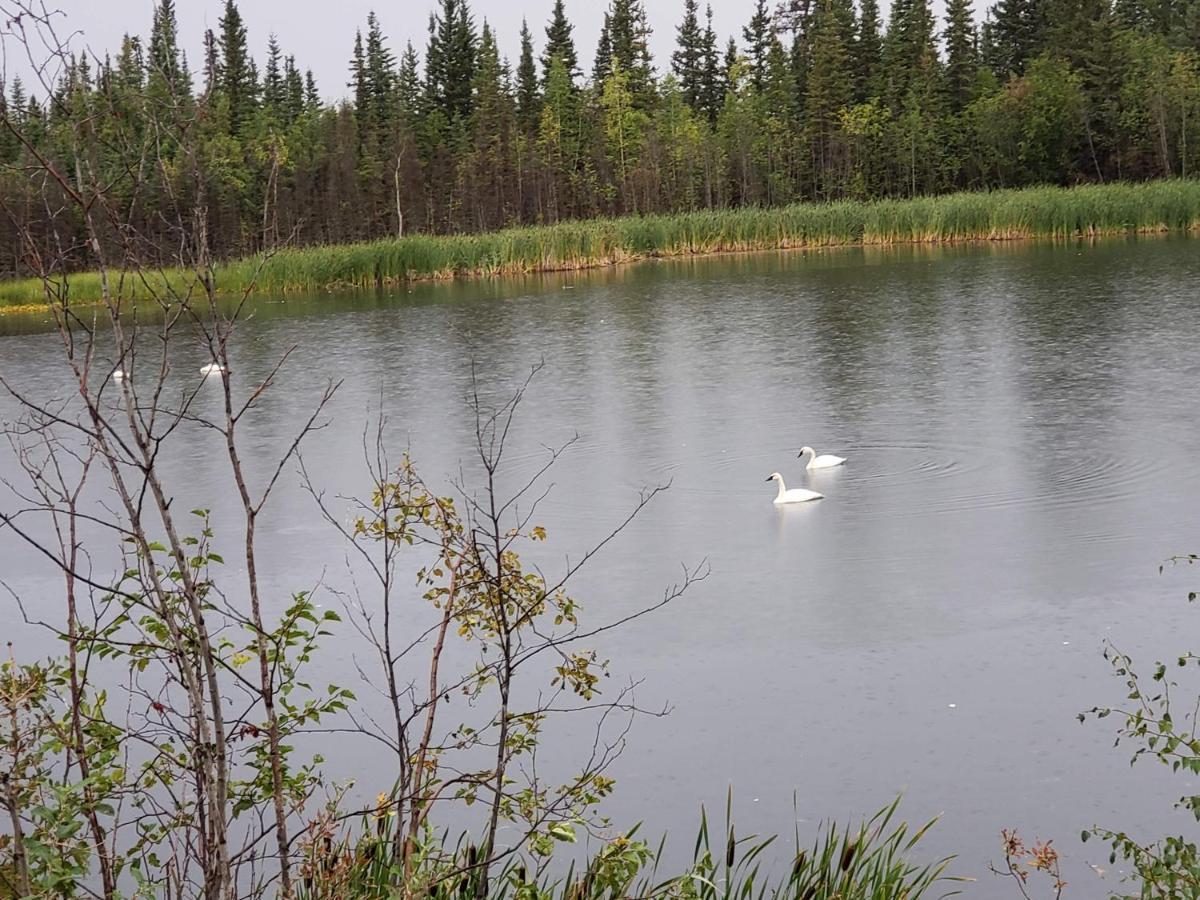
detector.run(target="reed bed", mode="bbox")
[295,796,962,900]
[3,180,1198,308]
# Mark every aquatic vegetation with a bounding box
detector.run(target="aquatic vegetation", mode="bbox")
[295,795,960,900]
[1,180,1198,309]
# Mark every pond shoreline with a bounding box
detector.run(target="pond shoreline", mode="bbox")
[2,179,1198,311]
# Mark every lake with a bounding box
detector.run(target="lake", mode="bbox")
[2,237,1200,896]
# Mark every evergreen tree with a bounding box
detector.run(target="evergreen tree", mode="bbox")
[397,43,422,122]
[806,0,854,183]
[425,0,477,121]
[218,0,256,134]
[8,76,26,130]
[517,20,541,130]
[469,21,512,223]
[364,11,395,132]
[116,34,146,92]
[538,52,580,218]
[605,0,654,101]
[742,0,775,90]
[723,36,740,87]
[594,14,613,81]
[350,30,368,120]
[303,69,320,109]
[0,81,16,163]
[857,0,883,99]
[943,0,978,112]
[283,55,304,122]
[263,34,285,119]
[148,0,183,90]
[882,0,939,105]
[673,0,705,111]
[542,0,580,83]
[988,0,1044,76]
[699,5,722,121]
[203,28,219,96]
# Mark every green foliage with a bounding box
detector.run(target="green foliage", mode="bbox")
[1084,554,1200,897]
[4,0,1200,289]
[3,181,1199,308]
[542,0,579,84]
[292,796,957,900]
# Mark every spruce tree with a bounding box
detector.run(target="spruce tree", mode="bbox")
[517,20,541,130]
[723,36,740,88]
[217,0,256,134]
[542,0,580,83]
[605,0,654,101]
[987,0,1044,76]
[263,34,285,119]
[303,69,320,109]
[364,11,395,134]
[672,0,705,111]
[0,82,16,162]
[350,30,368,120]
[203,28,219,96]
[283,55,304,122]
[857,0,883,99]
[425,0,477,121]
[942,0,978,112]
[397,42,421,122]
[882,0,939,105]
[806,0,854,187]
[8,76,26,130]
[471,21,510,180]
[699,5,722,121]
[148,0,183,89]
[742,0,775,90]
[593,15,613,82]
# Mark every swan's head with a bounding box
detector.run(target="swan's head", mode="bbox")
[797,446,814,458]
[765,472,782,482]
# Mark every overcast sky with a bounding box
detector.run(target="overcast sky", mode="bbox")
[2,0,982,101]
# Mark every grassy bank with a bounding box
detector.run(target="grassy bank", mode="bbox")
[3,180,1199,308]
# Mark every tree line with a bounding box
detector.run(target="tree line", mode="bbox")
[1,0,1198,273]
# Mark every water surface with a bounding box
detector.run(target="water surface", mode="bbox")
[3,239,1200,896]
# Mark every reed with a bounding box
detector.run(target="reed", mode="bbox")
[296,796,962,900]
[4,179,1198,308]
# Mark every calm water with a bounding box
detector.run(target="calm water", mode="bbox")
[3,238,1200,895]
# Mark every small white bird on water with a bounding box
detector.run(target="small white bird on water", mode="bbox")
[766,472,824,504]
[797,446,846,469]
[112,369,128,381]
[200,362,227,376]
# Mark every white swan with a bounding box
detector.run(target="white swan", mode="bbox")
[200,362,227,376]
[766,472,824,504]
[112,369,128,381]
[798,446,846,470]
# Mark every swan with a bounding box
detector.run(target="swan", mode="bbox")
[112,369,128,381]
[798,446,846,469]
[200,362,227,376]
[766,472,824,504]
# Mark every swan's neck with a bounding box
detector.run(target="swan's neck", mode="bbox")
[775,478,787,499]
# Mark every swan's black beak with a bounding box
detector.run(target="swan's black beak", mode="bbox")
[764,476,773,482]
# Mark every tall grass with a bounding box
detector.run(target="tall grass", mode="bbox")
[4,179,1199,308]
[296,797,963,900]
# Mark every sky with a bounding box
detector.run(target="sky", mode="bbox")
[1,0,983,102]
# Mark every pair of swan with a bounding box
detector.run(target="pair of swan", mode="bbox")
[111,362,228,381]
[767,447,847,504]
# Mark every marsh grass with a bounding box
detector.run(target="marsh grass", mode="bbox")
[4,180,1198,308]
[297,797,962,900]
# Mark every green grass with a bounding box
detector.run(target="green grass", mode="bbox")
[4,179,1199,309]
[296,797,963,900]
